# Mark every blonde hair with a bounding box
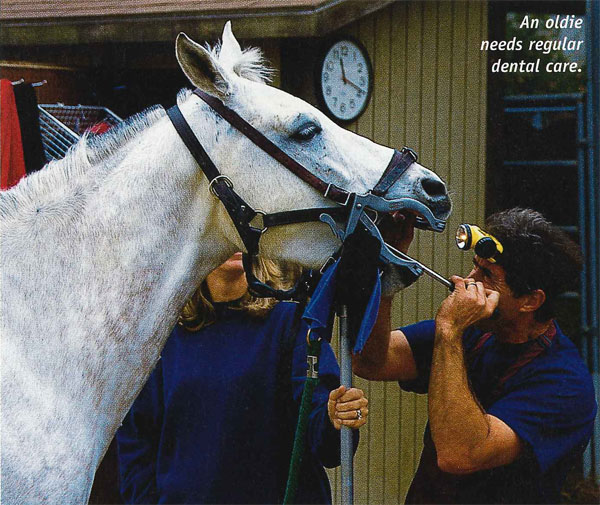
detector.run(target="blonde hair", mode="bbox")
[180,256,302,331]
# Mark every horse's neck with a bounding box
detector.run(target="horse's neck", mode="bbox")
[57,116,229,432]
[1,103,235,500]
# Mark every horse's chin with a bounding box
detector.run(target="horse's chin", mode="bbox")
[431,199,452,222]
[410,198,452,225]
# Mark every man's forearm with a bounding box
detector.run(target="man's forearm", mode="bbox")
[353,297,418,381]
[428,325,490,473]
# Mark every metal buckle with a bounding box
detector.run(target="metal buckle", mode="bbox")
[208,175,234,197]
[324,184,352,206]
[319,256,337,274]
[307,355,319,379]
[401,146,418,163]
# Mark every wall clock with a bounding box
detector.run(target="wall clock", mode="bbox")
[316,37,373,123]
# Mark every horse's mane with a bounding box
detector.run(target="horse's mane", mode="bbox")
[0,103,169,221]
[0,41,271,221]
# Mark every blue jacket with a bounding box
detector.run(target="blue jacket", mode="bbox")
[117,301,357,504]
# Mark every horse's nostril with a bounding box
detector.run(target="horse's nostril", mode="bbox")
[422,178,446,197]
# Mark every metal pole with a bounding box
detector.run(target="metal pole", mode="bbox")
[338,304,354,505]
[577,96,593,478]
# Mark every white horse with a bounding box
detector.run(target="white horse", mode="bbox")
[0,23,450,504]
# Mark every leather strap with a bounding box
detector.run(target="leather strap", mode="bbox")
[193,89,419,206]
[166,103,220,182]
[166,104,262,252]
[371,147,418,197]
[194,89,356,204]
[263,206,349,228]
[194,89,352,205]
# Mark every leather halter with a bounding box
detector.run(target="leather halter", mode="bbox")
[166,89,444,299]
[192,89,352,205]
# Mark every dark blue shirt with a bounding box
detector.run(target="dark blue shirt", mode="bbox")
[400,320,596,504]
[117,301,356,504]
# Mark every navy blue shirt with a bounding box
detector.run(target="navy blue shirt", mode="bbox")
[117,301,356,504]
[400,320,596,504]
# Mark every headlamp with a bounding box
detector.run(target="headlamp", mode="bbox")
[455,224,503,262]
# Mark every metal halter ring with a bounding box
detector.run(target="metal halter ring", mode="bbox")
[356,409,363,420]
[209,175,234,197]
[249,210,268,234]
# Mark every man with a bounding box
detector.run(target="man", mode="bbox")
[356,207,597,504]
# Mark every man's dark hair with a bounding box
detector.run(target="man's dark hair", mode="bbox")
[485,207,583,322]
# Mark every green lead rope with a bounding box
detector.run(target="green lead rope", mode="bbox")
[283,335,322,505]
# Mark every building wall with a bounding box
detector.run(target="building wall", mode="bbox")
[321,2,488,503]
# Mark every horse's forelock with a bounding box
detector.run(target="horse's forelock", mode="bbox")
[232,47,273,83]
[209,41,273,84]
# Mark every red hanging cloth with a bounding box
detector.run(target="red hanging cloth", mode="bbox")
[1,79,27,190]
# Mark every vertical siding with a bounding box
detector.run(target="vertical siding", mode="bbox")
[326,2,487,504]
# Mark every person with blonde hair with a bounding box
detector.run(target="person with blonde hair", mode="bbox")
[117,252,368,504]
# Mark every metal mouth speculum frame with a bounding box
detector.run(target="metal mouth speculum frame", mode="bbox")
[319,191,447,279]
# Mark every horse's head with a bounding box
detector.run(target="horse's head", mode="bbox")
[175,22,451,270]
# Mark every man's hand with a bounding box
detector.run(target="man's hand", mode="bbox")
[435,276,499,336]
[327,386,368,430]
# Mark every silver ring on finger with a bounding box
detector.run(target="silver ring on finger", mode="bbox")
[356,409,363,420]
[467,282,477,288]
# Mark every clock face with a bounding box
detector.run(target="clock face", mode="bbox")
[318,38,372,122]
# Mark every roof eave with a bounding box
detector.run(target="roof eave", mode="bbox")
[0,1,394,46]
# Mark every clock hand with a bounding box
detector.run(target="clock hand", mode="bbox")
[340,58,348,83]
[344,77,367,94]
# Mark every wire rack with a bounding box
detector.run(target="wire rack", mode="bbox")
[38,104,122,161]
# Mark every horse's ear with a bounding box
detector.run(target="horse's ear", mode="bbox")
[176,33,229,98]
[219,21,243,69]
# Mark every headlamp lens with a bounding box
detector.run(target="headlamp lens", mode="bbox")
[456,224,471,250]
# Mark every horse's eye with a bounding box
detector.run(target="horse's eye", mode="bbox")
[291,123,322,141]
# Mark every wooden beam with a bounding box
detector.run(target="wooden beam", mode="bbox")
[0,1,394,46]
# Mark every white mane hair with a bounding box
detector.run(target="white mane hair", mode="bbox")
[208,40,273,83]
[0,105,165,223]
